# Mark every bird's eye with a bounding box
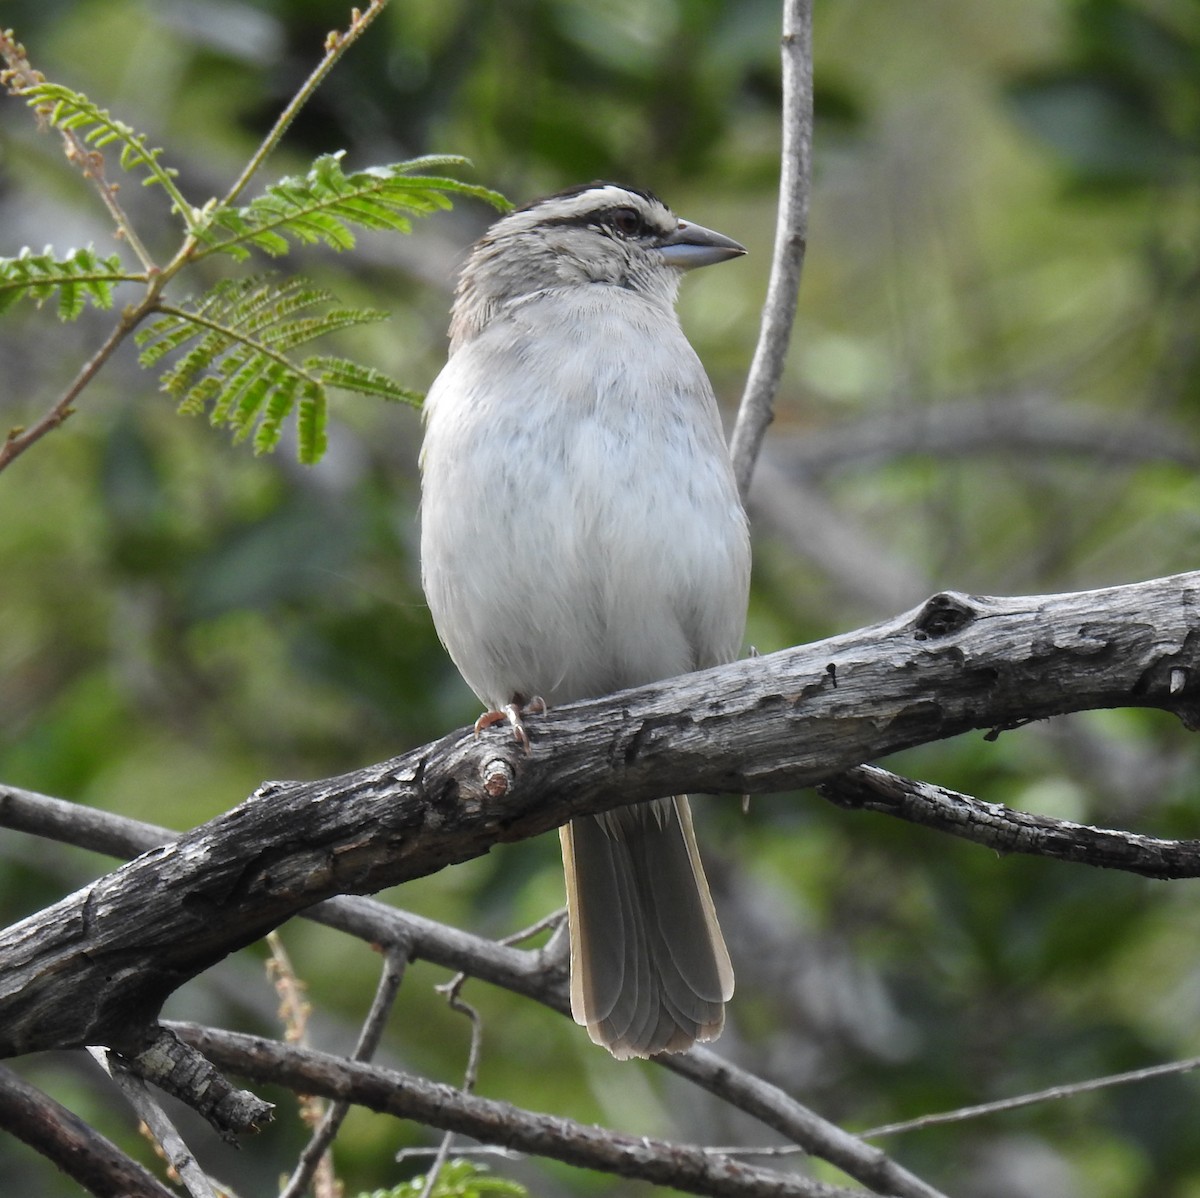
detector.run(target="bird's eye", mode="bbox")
[611,208,643,237]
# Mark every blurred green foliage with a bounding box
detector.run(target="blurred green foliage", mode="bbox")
[359,1159,530,1197]
[3,1,1200,1196]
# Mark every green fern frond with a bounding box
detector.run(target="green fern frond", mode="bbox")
[264,308,387,352]
[21,82,196,223]
[295,379,327,461]
[357,1159,529,1198]
[0,246,136,320]
[196,152,511,261]
[134,274,409,464]
[305,355,423,407]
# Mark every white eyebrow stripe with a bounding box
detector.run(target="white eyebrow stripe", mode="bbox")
[501,186,675,236]
[539,185,646,215]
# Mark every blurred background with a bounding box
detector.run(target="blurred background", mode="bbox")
[2,0,1200,1195]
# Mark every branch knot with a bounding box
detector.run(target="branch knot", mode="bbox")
[482,757,516,798]
[913,592,977,640]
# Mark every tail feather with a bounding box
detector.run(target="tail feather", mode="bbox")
[560,796,732,1059]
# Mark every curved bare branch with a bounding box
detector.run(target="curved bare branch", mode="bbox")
[729,0,813,495]
[1,573,1197,1066]
[172,1023,869,1198]
[0,786,949,1198]
[0,1064,176,1198]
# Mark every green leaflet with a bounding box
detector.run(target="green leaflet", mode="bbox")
[1,119,498,461]
[0,246,134,320]
[196,152,511,260]
[21,83,195,222]
[357,1159,529,1198]
[135,275,411,464]
[304,356,423,407]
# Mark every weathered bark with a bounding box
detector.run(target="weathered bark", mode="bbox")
[175,1023,871,1198]
[0,574,1197,1060]
[0,1064,177,1198]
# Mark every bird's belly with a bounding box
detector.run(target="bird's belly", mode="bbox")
[421,397,747,710]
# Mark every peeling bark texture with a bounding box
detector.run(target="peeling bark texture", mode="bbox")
[121,1026,274,1139]
[0,574,1198,1063]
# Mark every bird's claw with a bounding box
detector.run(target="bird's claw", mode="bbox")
[474,696,546,755]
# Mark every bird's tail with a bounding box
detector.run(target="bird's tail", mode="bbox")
[559,795,733,1059]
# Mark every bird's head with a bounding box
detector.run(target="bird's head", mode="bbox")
[450,182,745,344]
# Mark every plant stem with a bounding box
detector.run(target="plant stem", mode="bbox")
[1,32,161,271]
[728,0,813,499]
[0,304,142,472]
[220,0,390,208]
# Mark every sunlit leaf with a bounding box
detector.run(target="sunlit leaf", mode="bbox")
[133,274,414,463]
[195,152,510,260]
[0,246,134,320]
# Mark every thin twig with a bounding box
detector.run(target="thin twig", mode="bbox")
[0,1062,177,1198]
[664,1047,949,1198]
[279,942,411,1198]
[729,0,813,497]
[1,3,391,475]
[0,307,146,473]
[53,136,158,271]
[395,1145,523,1162]
[418,974,487,1198]
[497,907,567,946]
[860,1054,1200,1140]
[819,765,1200,879]
[0,29,187,476]
[174,1023,871,1198]
[88,1048,222,1198]
[220,0,389,207]
[0,784,942,1198]
[0,31,159,271]
[702,1144,804,1158]
[0,30,175,475]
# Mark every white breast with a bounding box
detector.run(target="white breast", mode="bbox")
[419,285,750,711]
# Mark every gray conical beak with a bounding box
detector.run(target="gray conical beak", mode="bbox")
[657,219,746,270]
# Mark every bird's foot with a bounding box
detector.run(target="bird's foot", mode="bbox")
[474,695,547,754]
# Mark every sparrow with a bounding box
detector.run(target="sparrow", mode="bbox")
[419,182,751,1058]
